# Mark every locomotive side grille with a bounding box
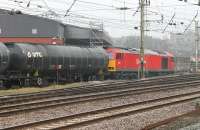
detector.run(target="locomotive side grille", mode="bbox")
[162,57,168,70]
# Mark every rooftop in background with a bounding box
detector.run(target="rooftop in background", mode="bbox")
[0,9,113,46]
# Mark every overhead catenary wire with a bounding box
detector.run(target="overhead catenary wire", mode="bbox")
[183,11,198,33]
[2,0,200,37]
[162,12,175,33]
[64,0,77,17]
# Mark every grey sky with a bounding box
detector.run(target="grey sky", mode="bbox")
[0,0,200,38]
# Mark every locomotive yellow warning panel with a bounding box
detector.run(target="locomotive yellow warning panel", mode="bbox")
[108,59,116,71]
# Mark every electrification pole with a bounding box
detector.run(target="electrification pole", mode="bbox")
[195,20,199,72]
[140,0,145,78]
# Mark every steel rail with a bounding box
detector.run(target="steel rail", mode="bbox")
[0,74,198,106]
[141,110,199,130]
[0,73,188,100]
[0,75,199,107]
[1,80,200,116]
[2,89,200,130]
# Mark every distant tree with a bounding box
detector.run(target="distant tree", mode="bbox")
[112,31,196,57]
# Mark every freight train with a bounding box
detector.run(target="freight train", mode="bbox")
[0,10,190,88]
[0,43,176,88]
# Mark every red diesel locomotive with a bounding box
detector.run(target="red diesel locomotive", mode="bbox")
[105,47,175,79]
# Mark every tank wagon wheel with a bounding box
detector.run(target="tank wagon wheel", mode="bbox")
[83,74,89,82]
[37,77,43,87]
[25,79,30,86]
[92,75,96,81]
[37,77,49,87]
[19,79,25,87]
[3,80,12,89]
[18,78,31,87]
[0,80,3,89]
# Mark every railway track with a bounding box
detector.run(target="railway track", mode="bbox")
[1,79,200,116]
[0,73,198,106]
[2,88,200,130]
[0,74,199,110]
[0,73,187,100]
[0,74,199,107]
[141,110,200,130]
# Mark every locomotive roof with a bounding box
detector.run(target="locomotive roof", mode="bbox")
[107,47,138,54]
[107,47,174,57]
[129,48,173,56]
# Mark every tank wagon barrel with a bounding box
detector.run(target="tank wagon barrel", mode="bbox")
[0,43,108,87]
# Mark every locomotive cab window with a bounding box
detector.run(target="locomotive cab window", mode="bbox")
[108,52,113,59]
[116,53,124,60]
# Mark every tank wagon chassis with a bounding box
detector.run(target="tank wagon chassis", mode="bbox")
[0,43,108,88]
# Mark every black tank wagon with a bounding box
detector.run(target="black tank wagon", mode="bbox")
[0,44,10,73]
[1,43,108,87]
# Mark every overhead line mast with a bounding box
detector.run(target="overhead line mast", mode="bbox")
[195,20,199,72]
[140,0,145,79]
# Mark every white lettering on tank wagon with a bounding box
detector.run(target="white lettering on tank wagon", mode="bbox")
[27,52,43,58]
